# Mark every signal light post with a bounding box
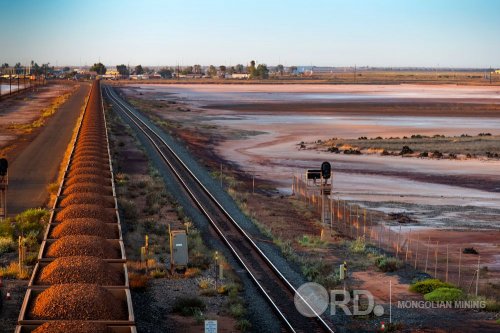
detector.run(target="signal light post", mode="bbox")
[304,161,333,226]
[0,158,8,219]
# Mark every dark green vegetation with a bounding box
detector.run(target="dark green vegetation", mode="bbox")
[322,133,500,159]
[90,62,107,75]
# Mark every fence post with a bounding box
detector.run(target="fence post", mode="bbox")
[378,225,382,249]
[405,229,411,262]
[445,244,449,283]
[434,241,439,278]
[424,237,430,273]
[330,197,333,231]
[458,248,462,287]
[363,209,366,238]
[475,256,480,296]
[414,233,420,269]
[395,226,400,257]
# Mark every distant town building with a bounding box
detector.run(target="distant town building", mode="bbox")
[231,73,250,79]
[495,69,500,74]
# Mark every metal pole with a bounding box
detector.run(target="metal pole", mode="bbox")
[220,163,223,188]
[363,209,366,238]
[475,256,480,296]
[405,229,411,262]
[378,225,382,249]
[330,196,333,231]
[458,248,462,287]
[253,174,255,194]
[414,233,419,269]
[434,241,439,278]
[395,226,400,257]
[445,244,449,283]
[425,237,430,273]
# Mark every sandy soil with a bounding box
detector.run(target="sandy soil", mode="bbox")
[0,83,76,152]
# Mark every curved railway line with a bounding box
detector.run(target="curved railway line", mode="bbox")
[103,85,335,333]
[16,81,136,333]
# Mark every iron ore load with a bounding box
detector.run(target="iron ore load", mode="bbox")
[16,80,136,333]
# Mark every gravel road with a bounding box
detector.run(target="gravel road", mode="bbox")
[8,82,91,215]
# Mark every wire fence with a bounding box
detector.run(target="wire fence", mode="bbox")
[292,174,499,299]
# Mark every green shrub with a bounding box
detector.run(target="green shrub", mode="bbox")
[236,319,252,332]
[484,299,500,312]
[0,237,15,254]
[150,268,166,279]
[301,260,328,282]
[410,279,455,294]
[119,199,138,220]
[298,234,327,248]
[424,287,464,302]
[349,237,366,254]
[198,277,215,290]
[15,208,49,236]
[228,303,246,318]
[317,272,341,289]
[172,297,206,316]
[375,256,402,272]
[0,218,14,238]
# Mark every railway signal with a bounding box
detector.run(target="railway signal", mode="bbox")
[321,161,331,180]
[0,158,7,219]
[0,158,7,176]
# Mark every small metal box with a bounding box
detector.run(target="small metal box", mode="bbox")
[170,230,188,271]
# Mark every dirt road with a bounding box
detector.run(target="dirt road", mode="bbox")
[7,82,90,215]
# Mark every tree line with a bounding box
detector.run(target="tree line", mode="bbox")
[112,60,297,79]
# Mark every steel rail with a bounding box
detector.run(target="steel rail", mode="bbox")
[103,86,334,333]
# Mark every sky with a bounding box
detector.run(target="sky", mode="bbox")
[1,0,499,68]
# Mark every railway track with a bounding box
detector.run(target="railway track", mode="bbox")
[103,85,335,333]
[16,80,136,333]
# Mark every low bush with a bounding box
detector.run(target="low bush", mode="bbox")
[0,218,14,238]
[484,299,500,312]
[172,296,206,316]
[228,303,246,318]
[198,277,215,290]
[236,319,252,332]
[297,234,327,248]
[0,237,15,254]
[349,237,366,254]
[463,247,478,255]
[375,256,402,272]
[424,287,464,302]
[150,268,167,279]
[15,208,49,236]
[0,262,30,279]
[129,272,149,290]
[409,279,455,294]
[301,260,328,282]
[400,146,413,155]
